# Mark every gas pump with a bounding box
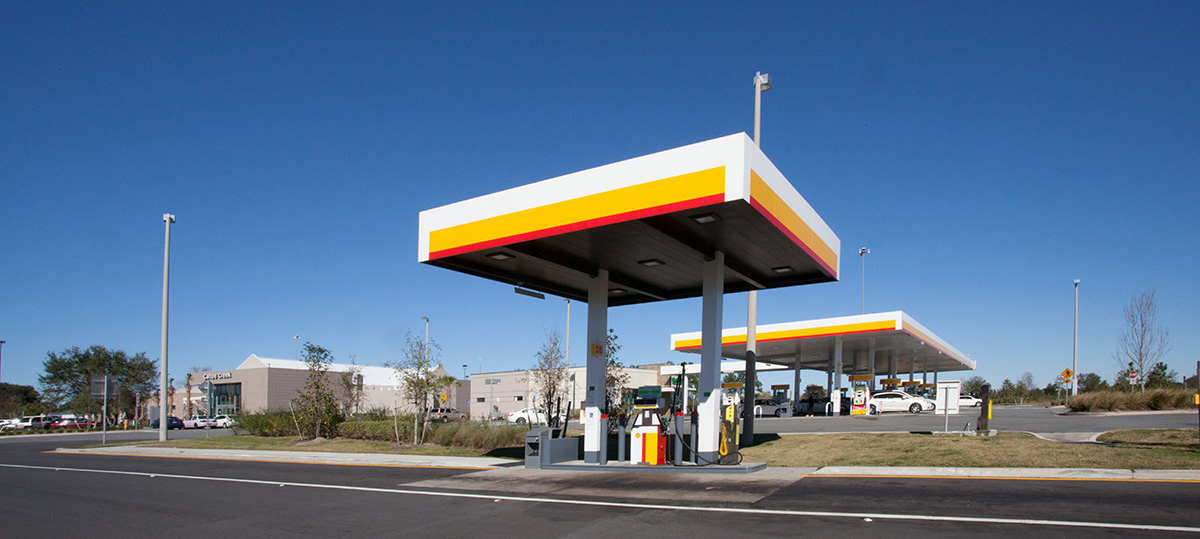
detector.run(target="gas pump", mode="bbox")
[770,384,789,403]
[849,375,872,415]
[630,386,668,465]
[719,383,742,464]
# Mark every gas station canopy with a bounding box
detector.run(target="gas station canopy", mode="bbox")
[670,311,975,375]
[418,133,840,306]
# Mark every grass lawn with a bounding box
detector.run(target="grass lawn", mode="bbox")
[738,430,1200,469]
[96,435,522,459]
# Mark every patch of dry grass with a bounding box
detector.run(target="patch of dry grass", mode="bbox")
[738,431,1200,469]
[114,435,502,458]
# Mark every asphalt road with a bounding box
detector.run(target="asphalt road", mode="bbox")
[752,405,1198,434]
[1,430,1198,538]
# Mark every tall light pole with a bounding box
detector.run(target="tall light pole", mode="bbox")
[1072,279,1080,396]
[293,335,300,360]
[742,71,771,448]
[421,316,430,365]
[159,213,175,442]
[0,340,6,383]
[859,247,870,314]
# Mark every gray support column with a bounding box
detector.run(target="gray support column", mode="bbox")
[742,293,758,448]
[696,252,725,463]
[792,352,802,412]
[583,269,609,464]
[868,341,876,391]
[889,351,897,378]
[833,336,844,416]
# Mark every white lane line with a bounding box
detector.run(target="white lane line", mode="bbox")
[2,463,1197,534]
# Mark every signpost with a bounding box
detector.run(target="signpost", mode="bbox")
[485,378,500,421]
[90,374,118,444]
[199,381,213,437]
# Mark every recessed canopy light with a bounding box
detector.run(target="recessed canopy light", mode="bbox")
[638,259,665,267]
[609,288,627,294]
[689,212,722,224]
[485,252,515,261]
[771,266,794,274]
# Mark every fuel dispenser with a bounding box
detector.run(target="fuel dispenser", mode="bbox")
[630,386,667,465]
[849,375,872,415]
[719,383,742,464]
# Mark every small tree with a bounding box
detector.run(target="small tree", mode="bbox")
[1076,372,1108,393]
[338,365,364,416]
[604,329,630,416]
[961,376,987,397]
[530,328,569,426]
[1145,362,1180,389]
[1115,290,1171,392]
[291,343,342,440]
[387,331,456,444]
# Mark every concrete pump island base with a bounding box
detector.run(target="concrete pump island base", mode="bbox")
[419,133,840,470]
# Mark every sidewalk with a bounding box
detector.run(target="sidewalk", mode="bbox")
[53,444,1200,482]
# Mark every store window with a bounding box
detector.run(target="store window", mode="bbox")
[211,383,242,415]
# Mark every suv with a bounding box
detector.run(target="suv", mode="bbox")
[427,408,466,422]
[7,415,52,430]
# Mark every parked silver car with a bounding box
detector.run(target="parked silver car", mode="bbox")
[868,391,935,414]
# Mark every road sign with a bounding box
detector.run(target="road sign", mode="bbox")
[1061,368,1073,380]
[90,375,118,399]
[440,392,447,403]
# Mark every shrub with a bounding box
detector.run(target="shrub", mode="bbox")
[338,418,525,451]
[1068,389,1194,412]
[234,410,300,437]
[338,417,414,443]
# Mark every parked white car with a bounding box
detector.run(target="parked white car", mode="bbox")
[958,394,983,407]
[868,391,935,414]
[183,415,216,429]
[753,398,788,417]
[212,415,235,428]
[506,408,565,426]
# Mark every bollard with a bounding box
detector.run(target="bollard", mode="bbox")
[690,411,698,463]
[674,412,684,465]
[599,415,609,465]
[977,384,991,434]
[617,414,627,463]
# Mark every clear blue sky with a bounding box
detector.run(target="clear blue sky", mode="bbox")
[2,2,1197,393]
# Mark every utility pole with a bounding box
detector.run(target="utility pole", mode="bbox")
[859,247,870,314]
[159,213,175,442]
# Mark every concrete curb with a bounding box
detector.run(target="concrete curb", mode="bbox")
[53,445,516,469]
[809,466,1200,481]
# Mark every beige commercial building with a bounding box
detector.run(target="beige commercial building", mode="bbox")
[178,355,468,417]
[468,365,659,420]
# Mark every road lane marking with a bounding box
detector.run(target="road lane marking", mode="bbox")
[2,463,1199,533]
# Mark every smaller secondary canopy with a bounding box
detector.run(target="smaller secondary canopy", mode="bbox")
[418,134,840,306]
[669,311,975,375]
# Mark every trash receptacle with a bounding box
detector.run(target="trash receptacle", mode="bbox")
[525,428,551,469]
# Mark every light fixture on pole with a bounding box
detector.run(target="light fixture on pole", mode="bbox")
[742,70,772,448]
[859,247,870,314]
[0,339,6,383]
[293,335,300,360]
[462,364,468,379]
[159,213,175,442]
[1072,279,1080,396]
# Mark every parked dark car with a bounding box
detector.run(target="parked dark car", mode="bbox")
[150,416,184,429]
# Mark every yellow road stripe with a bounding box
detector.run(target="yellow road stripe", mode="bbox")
[804,474,1200,484]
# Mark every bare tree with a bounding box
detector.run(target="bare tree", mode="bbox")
[530,328,568,425]
[387,331,455,444]
[1116,290,1171,392]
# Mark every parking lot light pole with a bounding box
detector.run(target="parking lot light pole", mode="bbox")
[1072,279,1080,396]
[743,71,771,448]
[859,247,870,314]
[159,213,175,442]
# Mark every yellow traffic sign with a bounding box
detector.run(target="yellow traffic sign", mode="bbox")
[1061,368,1074,380]
[440,392,448,403]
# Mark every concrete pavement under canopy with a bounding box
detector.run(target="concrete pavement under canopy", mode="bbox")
[418,133,840,464]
